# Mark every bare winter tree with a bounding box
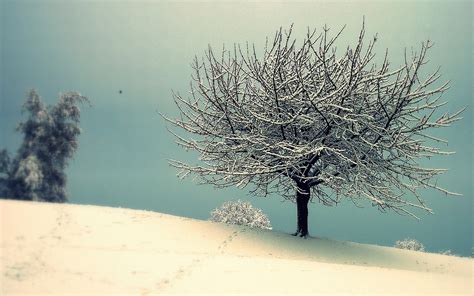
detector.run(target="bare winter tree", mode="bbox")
[0,90,89,202]
[164,23,464,237]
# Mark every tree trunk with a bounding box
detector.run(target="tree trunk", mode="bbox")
[292,182,310,238]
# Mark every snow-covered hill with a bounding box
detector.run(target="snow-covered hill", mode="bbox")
[1,199,472,295]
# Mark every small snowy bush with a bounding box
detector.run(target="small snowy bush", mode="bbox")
[439,249,454,256]
[210,200,272,230]
[394,238,425,252]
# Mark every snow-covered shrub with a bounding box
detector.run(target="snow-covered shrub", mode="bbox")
[439,249,455,256]
[394,238,425,252]
[210,200,272,230]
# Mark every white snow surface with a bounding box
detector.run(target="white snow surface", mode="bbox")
[1,199,472,295]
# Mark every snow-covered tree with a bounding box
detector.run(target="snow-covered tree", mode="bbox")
[210,200,272,230]
[1,89,89,202]
[164,23,464,237]
[394,238,425,252]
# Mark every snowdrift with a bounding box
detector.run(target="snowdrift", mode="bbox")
[1,199,472,295]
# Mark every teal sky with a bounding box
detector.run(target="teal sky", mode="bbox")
[1,0,472,256]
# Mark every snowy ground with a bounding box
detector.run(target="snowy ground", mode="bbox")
[1,199,472,295]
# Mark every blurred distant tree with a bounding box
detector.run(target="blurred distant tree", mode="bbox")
[0,89,89,202]
[0,149,10,196]
[164,22,464,237]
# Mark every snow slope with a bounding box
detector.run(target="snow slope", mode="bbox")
[1,199,472,295]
